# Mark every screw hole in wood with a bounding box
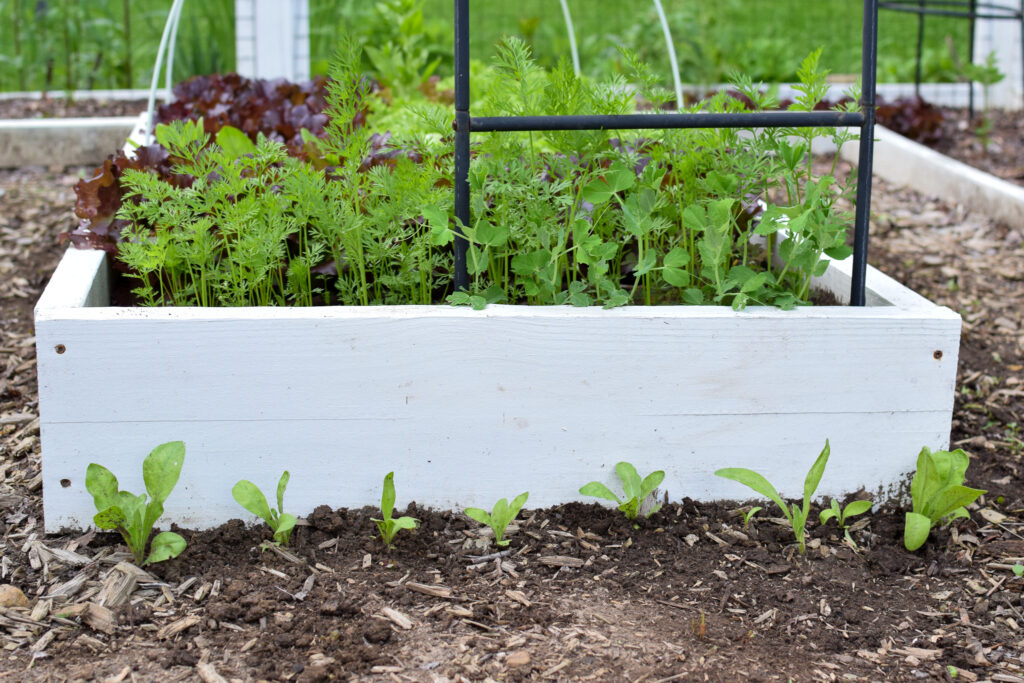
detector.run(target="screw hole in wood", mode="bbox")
[933,350,943,360]
[60,479,71,488]
[55,344,66,354]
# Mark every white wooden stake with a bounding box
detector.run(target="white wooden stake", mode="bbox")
[235,0,310,82]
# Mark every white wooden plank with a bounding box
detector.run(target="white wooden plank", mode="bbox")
[41,410,949,530]
[35,248,962,531]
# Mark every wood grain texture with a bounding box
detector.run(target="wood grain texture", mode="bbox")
[36,249,961,531]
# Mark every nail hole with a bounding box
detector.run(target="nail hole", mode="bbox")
[55,344,66,354]
[933,350,943,360]
[60,479,71,488]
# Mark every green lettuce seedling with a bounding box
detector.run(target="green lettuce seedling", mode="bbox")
[819,498,872,544]
[741,506,763,529]
[372,472,419,548]
[465,492,529,547]
[580,462,665,523]
[232,471,296,545]
[715,440,831,554]
[85,441,187,566]
[904,447,986,551]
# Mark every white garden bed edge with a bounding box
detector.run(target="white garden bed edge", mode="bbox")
[35,247,961,531]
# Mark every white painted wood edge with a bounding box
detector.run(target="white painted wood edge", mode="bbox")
[840,125,1024,227]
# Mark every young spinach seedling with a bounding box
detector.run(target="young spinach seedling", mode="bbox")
[464,492,529,547]
[715,440,831,554]
[580,462,665,525]
[232,471,296,546]
[904,447,986,551]
[819,498,872,545]
[372,472,419,548]
[741,506,763,529]
[85,441,187,566]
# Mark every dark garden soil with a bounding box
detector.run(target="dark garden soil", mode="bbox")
[3,161,1024,682]
[0,97,148,120]
[931,107,1024,186]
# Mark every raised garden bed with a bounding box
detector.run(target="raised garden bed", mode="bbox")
[35,242,960,531]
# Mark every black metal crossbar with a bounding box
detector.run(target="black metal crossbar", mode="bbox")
[452,0,880,305]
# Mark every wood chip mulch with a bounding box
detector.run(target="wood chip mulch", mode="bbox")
[3,162,1024,681]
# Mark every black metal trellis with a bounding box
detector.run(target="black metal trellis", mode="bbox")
[452,0,880,306]
[879,0,1024,118]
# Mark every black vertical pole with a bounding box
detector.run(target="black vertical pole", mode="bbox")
[968,0,977,118]
[914,0,925,97]
[453,0,470,292]
[851,0,878,306]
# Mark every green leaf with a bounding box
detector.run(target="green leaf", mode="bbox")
[216,126,257,160]
[904,511,933,551]
[928,486,986,522]
[276,471,290,515]
[579,482,622,505]
[819,509,838,525]
[464,507,491,526]
[145,531,186,565]
[391,516,418,531]
[802,440,830,511]
[615,462,642,500]
[381,472,397,522]
[640,470,665,499]
[274,513,296,544]
[714,468,791,524]
[85,463,120,512]
[843,499,873,519]
[93,506,125,530]
[143,441,185,507]
[424,206,454,246]
[232,480,274,526]
[508,492,529,520]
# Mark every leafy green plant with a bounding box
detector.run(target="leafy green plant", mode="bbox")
[819,498,872,543]
[740,506,763,529]
[715,440,831,554]
[904,447,986,551]
[232,471,296,546]
[1012,564,1023,578]
[371,472,419,548]
[85,441,187,566]
[580,462,665,524]
[464,492,529,547]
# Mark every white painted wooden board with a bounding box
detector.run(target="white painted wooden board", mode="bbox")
[36,249,961,531]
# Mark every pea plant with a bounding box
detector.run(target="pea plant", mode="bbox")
[85,441,187,566]
[580,462,665,525]
[904,447,986,551]
[464,492,529,547]
[715,440,831,554]
[232,471,296,546]
[372,472,419,548]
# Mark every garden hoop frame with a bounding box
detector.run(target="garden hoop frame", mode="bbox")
[452,0,881,306]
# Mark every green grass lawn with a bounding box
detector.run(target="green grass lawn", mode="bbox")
[0,0,971,93]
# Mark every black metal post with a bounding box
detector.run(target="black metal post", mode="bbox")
[453,0,470,292]
[852,0,879,306]
[968,0,977,117]
[471,111,865,132]
[915,0,926,96]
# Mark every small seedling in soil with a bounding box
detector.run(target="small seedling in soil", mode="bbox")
[464,492,529,547]
[85,441,187,566]
[715,439,831,554]
[740,506,763,529]
[232,470,296,546]
[819,498,872,545]
[904,447,986,551]
[372,472,419,548]
[580,462,664,526]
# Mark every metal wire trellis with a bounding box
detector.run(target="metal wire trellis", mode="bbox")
[878,0,1024,117]
[452,0,880,306]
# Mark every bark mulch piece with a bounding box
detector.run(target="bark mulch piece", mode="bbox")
[3,165,1024,681]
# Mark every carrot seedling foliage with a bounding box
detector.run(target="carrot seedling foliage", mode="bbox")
[372,472,419,548]
[85,441,187,566]
[580,462,665,524]
[464,492,529,547]
[715,440,831,554]
[904,447,986,551]
[232,470,296,546]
